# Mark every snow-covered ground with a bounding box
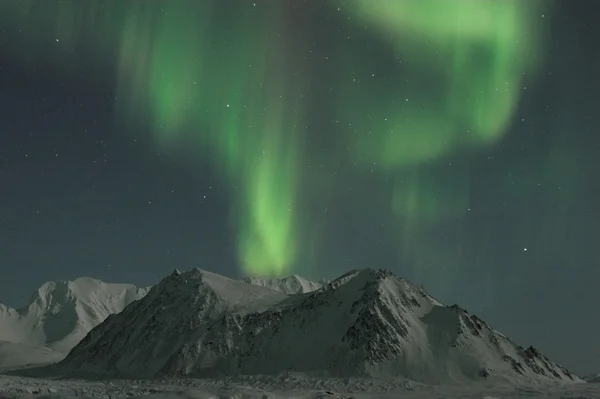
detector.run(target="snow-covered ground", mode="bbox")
[1,374,599,399]
[0,341,65,372]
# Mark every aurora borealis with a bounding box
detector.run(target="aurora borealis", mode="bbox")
[1,0,599,375]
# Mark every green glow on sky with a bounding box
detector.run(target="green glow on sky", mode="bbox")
[113,3,304,275]
[343,0,543,169]
[0,0,550,278]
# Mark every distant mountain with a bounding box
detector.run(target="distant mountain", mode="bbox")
[241,274,325,294]
[0,277,149,353]
[55,268,581,384]
[584,373,600,383]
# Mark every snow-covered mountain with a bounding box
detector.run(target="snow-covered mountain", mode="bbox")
[54,268,580,384]
[241,275,325,294]
[0,277,149,353]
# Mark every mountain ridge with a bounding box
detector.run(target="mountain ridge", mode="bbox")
[53,268,581,385]
[241,274,326,295]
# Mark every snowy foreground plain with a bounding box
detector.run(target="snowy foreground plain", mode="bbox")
[1,373,600,399]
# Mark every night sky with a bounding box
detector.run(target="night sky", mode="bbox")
[1,0,599,375]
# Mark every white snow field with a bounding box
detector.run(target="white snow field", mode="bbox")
[0,342,65,372]
[1,268,596,399]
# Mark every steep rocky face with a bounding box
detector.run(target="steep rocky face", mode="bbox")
[56,268,581,384]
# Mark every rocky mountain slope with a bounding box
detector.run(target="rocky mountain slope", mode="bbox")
[53,268,581,384]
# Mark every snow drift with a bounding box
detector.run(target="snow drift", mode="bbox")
[0,277,149,353]
[55,268,580,384]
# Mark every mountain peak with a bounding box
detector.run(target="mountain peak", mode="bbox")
[55,267,580,384]
[0,277,149,353]
[29,277,105,309]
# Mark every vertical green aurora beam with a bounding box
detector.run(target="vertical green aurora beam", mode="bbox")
[114,2,305,276]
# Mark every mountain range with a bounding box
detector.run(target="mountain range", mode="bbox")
[0,273,327,371]
[41,268,580,385]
